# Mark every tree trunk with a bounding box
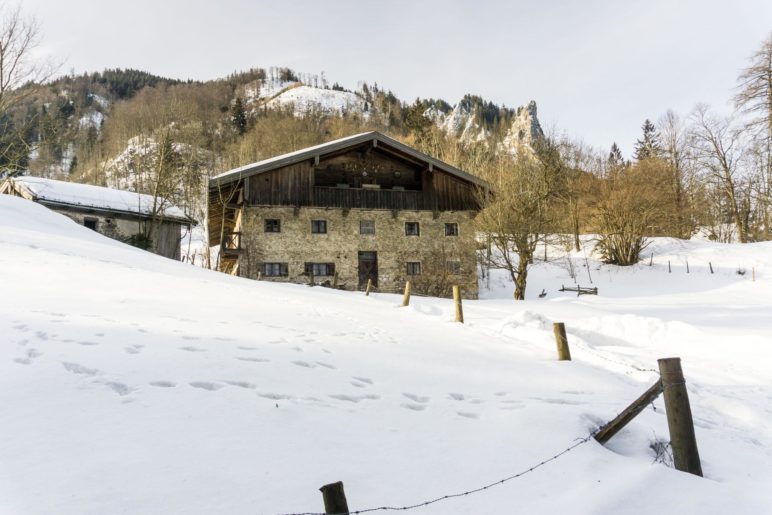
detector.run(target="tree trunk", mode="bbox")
[513,254,528,300]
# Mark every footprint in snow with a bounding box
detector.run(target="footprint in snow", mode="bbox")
[457,411,479,419]
[12,324,29,332]
[77,341,100,346]
[292,360,316,368]
[149,381,177,388]
[35,331,48,341]
[352,376,373,385]
[189,381,224,391]
[316,362,336,369]
[237,346,259,351]
[181,336,200,341]
[225,380,255,389]
[125,344,143,354]
[62,362,99,376]
[401,403,427,411]
[448,393,465,401]
[237,357,269,363]
[216,337,235,342]
[329,394,379,403]
[259,392,293,400]
[403,393,430,403]
[179,346,206,352]
[101,381,132,396]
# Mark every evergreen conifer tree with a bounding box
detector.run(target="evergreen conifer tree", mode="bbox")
[633,119,662,161]
[608,142,625,168]
[231,97,247,135]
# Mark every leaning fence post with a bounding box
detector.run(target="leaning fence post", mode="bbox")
[553,322,571,361]
[453,285,464,323]
[686,259,690,274]
[365,278,372,296]
[402,281,411,307]
[320,481,349,514]
[658,357,702,477]
[709,262,713,274]
[257,271,262,281]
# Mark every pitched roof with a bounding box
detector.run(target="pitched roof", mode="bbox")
[1,176,194,224]
[209,131,489,188]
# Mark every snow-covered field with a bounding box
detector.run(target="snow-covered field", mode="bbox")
[1,195,771,514]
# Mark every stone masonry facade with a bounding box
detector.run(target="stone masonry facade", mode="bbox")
[236,206,479,299]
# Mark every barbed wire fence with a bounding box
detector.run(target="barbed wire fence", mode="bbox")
[278,428,600,515]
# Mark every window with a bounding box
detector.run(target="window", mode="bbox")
[445,223,459,236]
[406,262,422,275]
[305,262,335,276]
[84,218,98,231]
[262,262,288,277]
[446,261,462,275]
[360,220,375,235]
[311,220,327,234]
[405,222,420,236]
[264,219,281,233]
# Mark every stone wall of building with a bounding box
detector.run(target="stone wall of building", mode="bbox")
[54,208,182,260]
[236,206,480,299]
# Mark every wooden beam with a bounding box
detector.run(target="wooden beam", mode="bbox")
[314,155,320,166]
[595,380,663,444]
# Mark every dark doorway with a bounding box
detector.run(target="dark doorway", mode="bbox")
[358,251,378,290]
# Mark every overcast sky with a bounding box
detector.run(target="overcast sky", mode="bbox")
[23,0,772,157]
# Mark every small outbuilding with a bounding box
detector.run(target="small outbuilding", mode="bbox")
[1,175,194,260]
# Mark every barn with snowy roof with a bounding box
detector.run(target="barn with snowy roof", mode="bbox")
[1,176,194,260]
[208,131,489,298]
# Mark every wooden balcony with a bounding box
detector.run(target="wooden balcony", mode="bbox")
[221,231,244,255]
[313,186,424,210]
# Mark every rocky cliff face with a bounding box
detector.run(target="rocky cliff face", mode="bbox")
[501,101,544,154]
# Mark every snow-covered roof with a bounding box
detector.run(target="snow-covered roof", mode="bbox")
[210,131,490,189]
[2,176,193,223]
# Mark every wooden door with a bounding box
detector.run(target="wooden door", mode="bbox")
[358,251,378,290]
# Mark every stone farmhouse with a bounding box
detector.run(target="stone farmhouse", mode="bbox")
[1,176,194,260]
[208,132,490,298]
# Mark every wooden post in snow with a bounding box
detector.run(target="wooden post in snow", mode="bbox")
[319,481,349,514]
[257,271,262,281]
[365,278,372,296]
[752,267,756,282]
[686,259,690,274]
[709,262,714,274]
[402,281,411,307]
[553,322,571,361]
[649,253,653,266]
[668,261,672,273]
[658,357,703,477]
[453,285,464,323]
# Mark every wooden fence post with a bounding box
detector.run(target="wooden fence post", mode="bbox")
[553,322,571,361]
[333,271,339,289]
[668,261,671,273]
[402,281,411,307]
[649,253,653,266]
[686,259,690,274]
[319,481,349,514]
[658,357,702,477]
[309,269,315,287]
[752,267,756,282]
[365,278,372,296]
[453,285,464,323]
[709,262,713,274]
[257,271,262,281]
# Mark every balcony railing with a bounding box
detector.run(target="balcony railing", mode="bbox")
[221,231,244,254]
[313,186,423,210]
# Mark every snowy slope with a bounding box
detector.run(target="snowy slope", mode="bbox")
[1,196,771,514]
